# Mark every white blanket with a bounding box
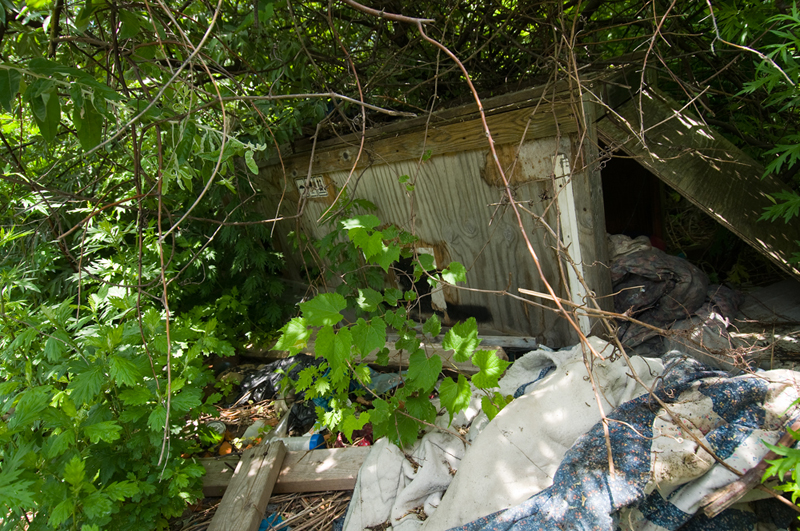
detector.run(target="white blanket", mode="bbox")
[343,337,664,531]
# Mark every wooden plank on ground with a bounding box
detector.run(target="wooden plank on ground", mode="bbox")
[273,446,370,493]
[596,84,800,280]
[201,446,371,498]
[207,441,287,531]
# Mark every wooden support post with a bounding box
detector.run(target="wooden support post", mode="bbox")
[207,441,287,531]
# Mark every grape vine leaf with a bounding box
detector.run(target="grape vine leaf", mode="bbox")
[300,293,346,327]
[274,317,311,355]
[341,411,370,442]
[356,288,384,312]
[441,261,467,284]
[442,317,480,362]
[393,411,420,448]
[383,288,403,306]
[405,394,436,424]
[351,317,387,357]
[341,215,381,231]
[439,375,471,425]
[348,227,384,259]
[471,350,511,389]
[406,349,441,392]
[422,314,441,338]
[373,242,402,272]
[481,395,499,421]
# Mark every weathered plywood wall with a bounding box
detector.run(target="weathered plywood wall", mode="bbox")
[257,92,611,346]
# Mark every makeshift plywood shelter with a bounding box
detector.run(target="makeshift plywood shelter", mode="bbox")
[256,69,800,348]
[596,72,800,280]
[257,83,610,348]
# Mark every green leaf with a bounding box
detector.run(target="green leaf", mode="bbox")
[439,375,472,425]
[406,349,441,392]
[118,387,153,406]
[348,227,384,259]
[245,150,259,174]
[118,10,141,40]
[481,395,499,420]
[9,386,51,429]
[356,288,384,312]
[385,307,408,330]
[44,430,75,459]
[441,261,467,284]
[384,288,403,306]
[300,293,346,327]
[442,318,480,362]
[148,405,167,432]
[422,314,441,338]
[405,394,436,424]
[351,317,386,357]
[417,253,436,272]
[76,1,101,32]
[392,411,420,448]
[83,491,113,520]
[105,480,140,501]
[398,174,410,183]
[274,317,311,355]
[64,454,86,486]
[0,68,21,112]
[171,386,202,413]
[84,421,122,443]
[340,412,370,442]
[109,355,141,387]
[370,398,391,425]
[341,215,381,231]
[44,335,67,362]
[49,498,75,528]
[373,242,401,273]
[68,365,105,405]
[316,326,353,387]
[375,347,390,366]
[176,120,197,165]
[31,87,60,143]
[471,350,510,389]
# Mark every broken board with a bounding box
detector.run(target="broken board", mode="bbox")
[201,446,371,498]
[596,84,800,280]
[207,441,286,531]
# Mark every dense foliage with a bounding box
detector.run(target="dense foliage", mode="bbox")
[0,0,798,527]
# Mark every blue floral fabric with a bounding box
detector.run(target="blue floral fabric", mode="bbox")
[449,355,799,531]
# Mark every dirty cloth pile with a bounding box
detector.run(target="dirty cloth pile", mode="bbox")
[449,353,800,531]
[342,337,800,531]
[343,338,665,531]
[609,235,743,369]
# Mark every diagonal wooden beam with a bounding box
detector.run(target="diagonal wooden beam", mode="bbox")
[207,441,287,531]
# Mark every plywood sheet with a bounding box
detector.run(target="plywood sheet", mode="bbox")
[596,85,800,280]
